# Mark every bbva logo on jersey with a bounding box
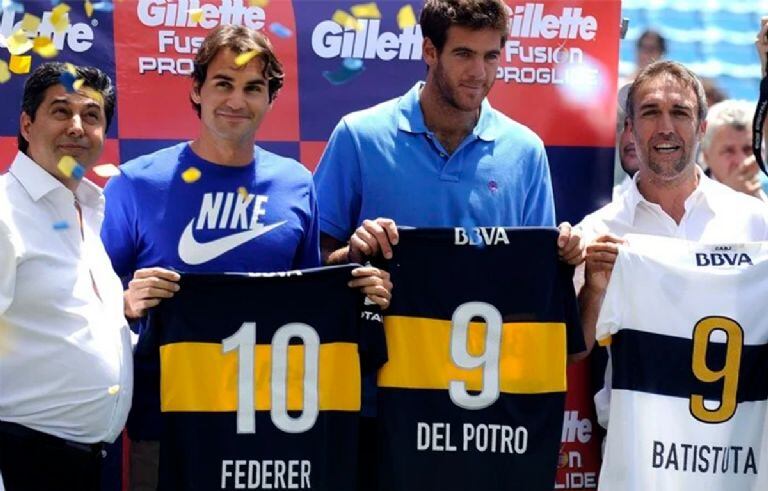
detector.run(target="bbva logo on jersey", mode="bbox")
[695,253,753,267]
[454,227,510,246]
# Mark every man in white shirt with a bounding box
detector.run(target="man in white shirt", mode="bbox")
[0,62,133,490]
[576,60,768,426]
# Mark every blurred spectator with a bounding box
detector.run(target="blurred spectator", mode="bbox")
[701,77,727,107]
[700,100,768,202]
[613,84,640,199]
[625,30,667,83]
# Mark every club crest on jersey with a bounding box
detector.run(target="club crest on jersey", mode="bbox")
[695,253,753,267]
[177,191,286,265]
[454,227,510,246]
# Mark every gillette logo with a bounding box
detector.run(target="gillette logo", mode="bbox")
[137,0,265,30]
[312,19,422,61]
[508,3,597,41]
[0,9,94,53]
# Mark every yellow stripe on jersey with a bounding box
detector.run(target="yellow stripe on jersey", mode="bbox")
[598,335,612,347]
[378,317,567,393]
[160,342,360,412]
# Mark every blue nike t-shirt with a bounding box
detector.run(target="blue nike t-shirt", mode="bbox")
[101,142,320,439]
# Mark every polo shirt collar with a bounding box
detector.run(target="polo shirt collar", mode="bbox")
[9,150,103,209]
[622,166,713,224]
[397,81,499,141]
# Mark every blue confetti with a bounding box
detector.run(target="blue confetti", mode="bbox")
[342,58,364,71]
[92,0,114,12]
[52,220,69,230]
[60,72,77,92]
[71,163,85,180]
[268,22,292,39]
[2,0,24,13]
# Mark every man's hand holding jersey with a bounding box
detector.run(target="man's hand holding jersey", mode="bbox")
[124,267,181,319]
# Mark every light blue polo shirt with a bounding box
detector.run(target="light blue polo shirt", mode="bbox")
[313,82,556,241]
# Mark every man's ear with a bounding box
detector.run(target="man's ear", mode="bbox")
[19,111,33,144]
[423,37,438,69]
[190,83,202,105]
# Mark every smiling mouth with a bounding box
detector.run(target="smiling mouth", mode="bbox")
[653,143,681,154]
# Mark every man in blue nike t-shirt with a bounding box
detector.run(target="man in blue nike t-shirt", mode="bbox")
[100,25,392,491]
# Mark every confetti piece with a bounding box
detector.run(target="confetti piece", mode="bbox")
[332,10,361,30]
[64,62,76,75]
[351,2,381,19]
[91,1,113,13]
[50,3,70,33]
[2,0,24,13]
[84,0,93,17]
[268,22,292,39]
[0,60,9,84]
[322,62,365,85]
[57,155,85,180]
[9,55,31,74]
[79,86,104,106]
[397,4,417,29]
[181,167,201,183]
[60,71,77,92]
[107,384,120,395]
[237,186,248,200]
[21,13,41,32]
[93,163,120,177]
[73,78,84,91]
[234,49,259,66]
[248,0,268,6]
[7,30,32,56]
[52,220,70,230]
[188,8,203,24]
[342,58,363,71]
[33,36,58,58]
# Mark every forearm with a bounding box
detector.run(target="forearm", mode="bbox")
[578,285,604,355]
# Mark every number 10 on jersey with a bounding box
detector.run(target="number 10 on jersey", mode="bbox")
[222,322,321,434]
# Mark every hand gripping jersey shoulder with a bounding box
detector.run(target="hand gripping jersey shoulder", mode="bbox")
[376,227,583,491]
[151,265,385,491]
[597,235,768,491]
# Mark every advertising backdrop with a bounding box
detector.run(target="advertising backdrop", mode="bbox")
[0,1,621,488]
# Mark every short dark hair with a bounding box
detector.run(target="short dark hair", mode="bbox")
[419,0,509,52]
[18,62,115,153]
[626,60,707,123]
[637,29,666,56]
[190,25,284,117]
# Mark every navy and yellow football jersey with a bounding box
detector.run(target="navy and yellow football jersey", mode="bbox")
[376,227,584,491]
[151,265,385,491]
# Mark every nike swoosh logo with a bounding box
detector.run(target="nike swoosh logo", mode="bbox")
[177,219,287,265]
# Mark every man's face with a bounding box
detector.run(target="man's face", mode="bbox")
[637,37,663,70]
[702,125,752,182]
[191,48,271,145]
[629,75,706,181]
[618,119,639,176]
[20,84,106,176]
[424,26,502,112]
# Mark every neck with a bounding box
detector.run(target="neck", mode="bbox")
[191,132,254,167]
[636,165,699,224]
[419,81,478,144]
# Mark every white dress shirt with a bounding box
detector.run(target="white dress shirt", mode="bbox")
[0,151,132,444]
[578,167,768,430]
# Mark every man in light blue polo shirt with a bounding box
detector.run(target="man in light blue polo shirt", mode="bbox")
[314,0,582,266]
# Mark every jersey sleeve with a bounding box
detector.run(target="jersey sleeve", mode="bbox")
[101,173,140,282]
[521,143,556,227]
[595,249,627,347]
[293,182,322,269]
[313,118,362,242]
[0,220,16,315]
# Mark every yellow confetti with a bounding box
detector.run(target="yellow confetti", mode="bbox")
[234,49,260,66]
[332,10,361,30]
[248,0,268,6]
[21,14,41,32]
[181,167,201,183]
[351,2,381,19]
[84,0,94,17]
[0,60,9,84]
[397,4,417,29]
[73,78,85,90]
[9,55,31,75]
[188,8,203,24]
[7,30,32,56]
[237,186,248,200]
[107,384,120,395]
[33,37,58,58]
[57,155,84,179]
[51,3,71,33]
[93,163,120,177]
[79,86,104,106]
[65,62,77,76]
